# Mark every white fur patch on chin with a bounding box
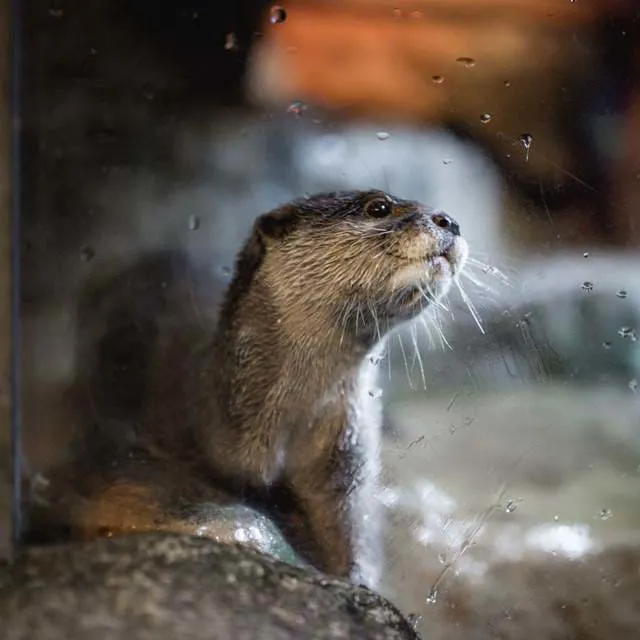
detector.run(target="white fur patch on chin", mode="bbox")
[391,262,429,288]
[450,236,469,275]
[391,236,467,289]
[390,261,452,299]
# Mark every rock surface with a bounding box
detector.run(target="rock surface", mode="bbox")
[0,532,419,640]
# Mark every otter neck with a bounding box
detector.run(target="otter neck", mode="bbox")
[213,281,385,428]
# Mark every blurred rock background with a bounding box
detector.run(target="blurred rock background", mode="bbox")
[1,0,640,637]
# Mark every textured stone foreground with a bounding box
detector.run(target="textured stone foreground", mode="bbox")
[0,532,419,640]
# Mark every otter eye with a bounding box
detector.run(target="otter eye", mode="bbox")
[364,198,392,218]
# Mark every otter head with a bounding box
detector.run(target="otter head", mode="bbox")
[224,189,467,350]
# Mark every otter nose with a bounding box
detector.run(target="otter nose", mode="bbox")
[431,212,460,236]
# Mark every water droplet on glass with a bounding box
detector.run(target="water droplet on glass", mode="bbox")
[432,75,445,84]
[80,246,95,262]
[504,499,518,513]
[221,266,232,277]
[188,214,200,231]
[438,552,447,564]
[616,289,628,299]
[599,508,612,521]
[520,133,533,161]
[581,281,593,292]
[287,101,306,117]
[443,159,452,165]
[618,326,637,341]
[270,5,287,24]
[369,356,382,366]
[582,252,589,258]
[426,587,438,604]
[225,32,238,51]
[602,341,612,349]
[368,388,383,398]
[407,613,423,630]
[630,379,639,393]
[480,113,492,124]
[455,56,476,68]
[504,80,511,87]
[376,131,390,141]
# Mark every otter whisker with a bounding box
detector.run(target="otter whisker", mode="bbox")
[458,274,504,308]
[464,267,509,292]
[458,277,504,311]
[422,313,447,351]
[466,257,512,287]
[431,295,450,314]
[343,220,395,237]
[396,333,415,390]
[338,298,357,347]
[460,265,491,288]
[432,308,450,351]
[367,299,383,343]
[443,291,455,320]
[423,310,453,351]
[410,324,427,389]
[432,292,450,315]
[419,282,450,316]
[385,318,393,381]
[416,285,449,344]
[466,256,493,269]
[356,303,368,340]
[456,259,507,302]
[460,268,496,292]
[455,279,485,334]
[366,227,396,237]
[416,313,435,351]
[354,305,364,337]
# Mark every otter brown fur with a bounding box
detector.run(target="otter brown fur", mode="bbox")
[26,190,467,587]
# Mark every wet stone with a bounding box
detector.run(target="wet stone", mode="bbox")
[0,533,420,640]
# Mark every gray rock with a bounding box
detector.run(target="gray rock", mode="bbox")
[0,532,420,640]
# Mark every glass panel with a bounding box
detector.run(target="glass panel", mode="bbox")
[0,0,14,560]
[10,0,640,636]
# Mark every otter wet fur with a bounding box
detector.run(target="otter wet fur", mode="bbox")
[27,189,468,589]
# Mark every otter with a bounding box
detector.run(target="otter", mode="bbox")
[25,189,467,588]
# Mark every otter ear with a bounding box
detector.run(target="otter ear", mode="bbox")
[254,205,299,242]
